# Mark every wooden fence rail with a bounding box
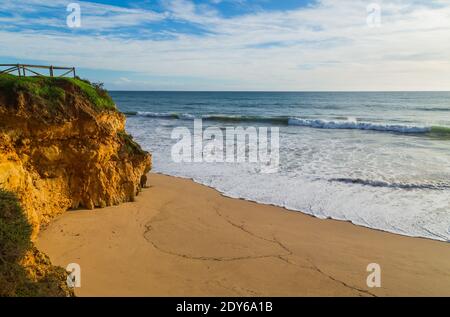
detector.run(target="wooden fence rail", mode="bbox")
[0,64,76,78]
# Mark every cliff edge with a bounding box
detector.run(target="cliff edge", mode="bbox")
[0,74,151,296]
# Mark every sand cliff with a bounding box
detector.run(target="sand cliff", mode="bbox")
[0,75,151,296]
[0,76,151,238]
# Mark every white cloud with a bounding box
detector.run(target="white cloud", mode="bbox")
[1,0,450,90]
[0,0,166,30]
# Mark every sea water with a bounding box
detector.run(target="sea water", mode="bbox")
[111,91,450,241]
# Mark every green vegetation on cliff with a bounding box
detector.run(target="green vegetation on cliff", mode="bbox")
[0,189,73,297]
[67,77,116,110]
[117,131,147,156]
[0,74,116,111]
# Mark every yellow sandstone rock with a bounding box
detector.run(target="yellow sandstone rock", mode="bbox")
[0,77,152,240]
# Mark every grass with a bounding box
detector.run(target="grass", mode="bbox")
[66,77,116,110]
[0,74,66,107]
[0,189,73,297]
[0,74,116,111]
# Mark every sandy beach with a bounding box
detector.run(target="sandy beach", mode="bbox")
[37,173,450,297]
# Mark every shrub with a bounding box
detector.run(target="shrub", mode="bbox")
[0,190,31,264]
[117,131,146,156]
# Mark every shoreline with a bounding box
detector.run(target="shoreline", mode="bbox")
[152,172,449,243]
[37,173,450,296]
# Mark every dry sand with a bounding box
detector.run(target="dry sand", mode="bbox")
[37,173,450,297]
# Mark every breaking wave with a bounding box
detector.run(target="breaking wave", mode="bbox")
[124,111,450,137]
[329,178,450,190]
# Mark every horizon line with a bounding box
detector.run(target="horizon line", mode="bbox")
[108,90,450,93]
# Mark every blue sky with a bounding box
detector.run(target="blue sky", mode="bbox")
[0,0,450,91]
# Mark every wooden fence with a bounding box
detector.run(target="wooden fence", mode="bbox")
[0,64,76,78]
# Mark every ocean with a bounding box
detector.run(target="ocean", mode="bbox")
[110,91,450,241]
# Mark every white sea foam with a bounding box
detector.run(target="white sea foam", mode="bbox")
[125,114,450,242]
[288,118,431,133]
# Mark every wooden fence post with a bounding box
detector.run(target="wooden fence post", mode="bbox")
[50,65,54,77]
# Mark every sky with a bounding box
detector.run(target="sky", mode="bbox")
[0,0,449,91]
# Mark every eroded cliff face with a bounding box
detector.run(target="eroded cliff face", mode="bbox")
[0,77,151,239]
